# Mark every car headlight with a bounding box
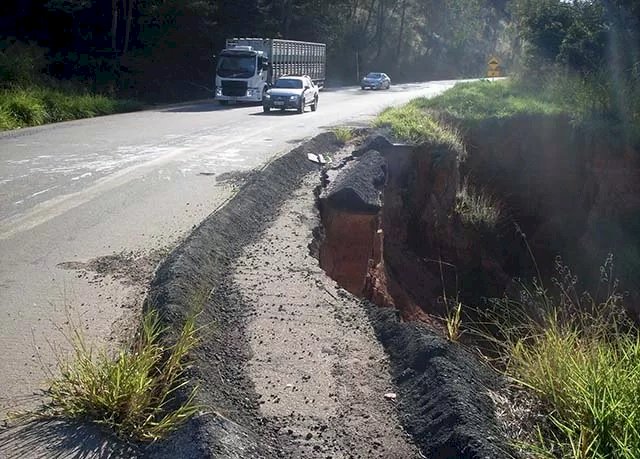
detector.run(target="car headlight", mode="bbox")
[289,95,299,100]
[216,87,222,96]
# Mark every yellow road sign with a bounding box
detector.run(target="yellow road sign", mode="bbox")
[488,56,500,67]
[487,69,501,78]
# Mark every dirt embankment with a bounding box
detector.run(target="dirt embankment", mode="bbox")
[463,115,640,309]
[318,119,640,323]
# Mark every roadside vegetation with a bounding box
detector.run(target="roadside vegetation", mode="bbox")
[332,126,355,144]
[0,86,141,131]
[0,41,141,131]
[477,256,640,459]
[39,310,200,442]
[455,179,501,230]
[374,102,464,152]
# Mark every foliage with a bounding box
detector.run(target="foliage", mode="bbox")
[374,102,464,151]
[1,0,512,101]
[444,302,464,342]
[42,310,200,442]
[331,126,354,144]
[478,255,640,458]
[0,39,48,87]
[509,0,640,135]
[420,80,563,121]
[456,179,502,230]
[0,87,142,131]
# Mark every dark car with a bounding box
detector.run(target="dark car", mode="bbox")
[263,76,319,113]
[361,72,391,90]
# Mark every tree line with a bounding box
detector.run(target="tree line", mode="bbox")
[1,0,638,103]
[1,0,511,100]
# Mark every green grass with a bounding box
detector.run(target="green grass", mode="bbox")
[455,179,501,229]
[41,310,200,442]
[415,80,564,122]
[374,102,464,152]
[332,126,354,144]
[0,87,142,131]
[479,256,640,458]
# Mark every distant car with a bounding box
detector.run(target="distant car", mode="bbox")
[361,72,391,90]
[263,75,319,113]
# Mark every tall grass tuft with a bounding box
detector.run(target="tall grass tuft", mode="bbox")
[455,179,501,230]
[42,310,200,442]
[478,255,640,458]
[332,126,354,144]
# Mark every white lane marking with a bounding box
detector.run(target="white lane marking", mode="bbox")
[70,172,92,181]
[29,186,58,198]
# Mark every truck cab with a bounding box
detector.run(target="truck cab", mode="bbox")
[215,38,326,105]
[215,44,269,104]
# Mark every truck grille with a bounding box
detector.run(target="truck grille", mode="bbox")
[221,80,247,96]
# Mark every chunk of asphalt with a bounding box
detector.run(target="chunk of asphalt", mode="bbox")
[321,150,386,213]
[352,134,395,157]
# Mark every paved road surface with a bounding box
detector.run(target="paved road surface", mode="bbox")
[0,81,457,418]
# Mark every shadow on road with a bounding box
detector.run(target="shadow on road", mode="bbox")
[0,419,141,459]
[162,102,261,113]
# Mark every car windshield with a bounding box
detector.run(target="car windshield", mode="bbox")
[366,73,382,79]
[216,55,256,78]
[274,79,303,89]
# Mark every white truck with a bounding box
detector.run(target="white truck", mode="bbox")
[215,38,326,105]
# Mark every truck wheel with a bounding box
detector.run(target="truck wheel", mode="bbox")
[311,96,318,112]
[263,105,270,113]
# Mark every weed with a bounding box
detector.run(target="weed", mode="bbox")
[455,179,501,230]
[332,126,354,144]
[445,302,463,342]
[476,255,640,458]
[41,310,200,442]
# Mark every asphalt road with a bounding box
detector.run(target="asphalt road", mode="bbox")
[0,81,457,418]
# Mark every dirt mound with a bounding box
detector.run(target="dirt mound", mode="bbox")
[367,305,510,458]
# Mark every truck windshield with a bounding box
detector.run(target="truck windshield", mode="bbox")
[274,79,303,89]
[217,55,256,78]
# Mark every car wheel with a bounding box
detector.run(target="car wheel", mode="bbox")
[219,100,228,106]
[361,86,365,90]
[311,96,318,112]
[297,100,304,114]
[263,105,270,113]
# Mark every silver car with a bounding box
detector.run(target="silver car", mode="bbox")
[263,76,319,113]
[361,72,391,90]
